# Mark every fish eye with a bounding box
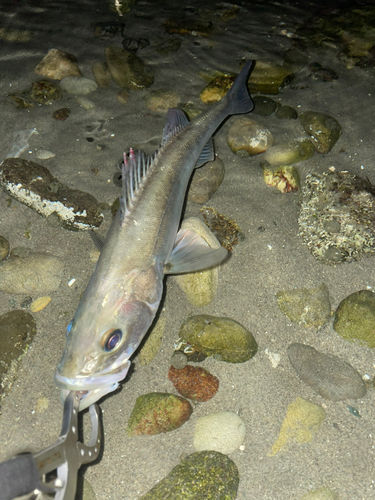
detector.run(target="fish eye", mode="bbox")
[66,321,73,337]
[103,329,122,352]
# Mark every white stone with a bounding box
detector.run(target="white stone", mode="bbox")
[60,76,98,95]
[194,411,246,454]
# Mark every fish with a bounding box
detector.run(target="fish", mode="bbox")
[55,60,255,410]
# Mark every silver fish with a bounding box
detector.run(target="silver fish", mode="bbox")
[55,61,254,410]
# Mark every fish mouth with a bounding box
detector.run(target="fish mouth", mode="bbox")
[55,360,131,411]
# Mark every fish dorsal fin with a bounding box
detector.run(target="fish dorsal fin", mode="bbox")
[89,230,105,252]
[119,148,154,220]
[161,109,190,146]
[195,138,215,168]
[164,228,228,274]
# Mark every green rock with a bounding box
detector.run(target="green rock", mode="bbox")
[0,235,10,260]
[300,111,341,154]
[105,47,154,90]
[252,95,277,116]
[0,310,37,401]
[262,138,315,167]
[300,486,339,500]
[276,283,331,330]
[140,451,239,500]
[334,290,375,347]
[127,393,193,436]
[248,60,294,95]
[276,105,298,119]
[178,314,258,363]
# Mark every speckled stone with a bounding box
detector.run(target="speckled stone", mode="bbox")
[300,111,341,153]
[105,47,154,90]
[140,451,239,499]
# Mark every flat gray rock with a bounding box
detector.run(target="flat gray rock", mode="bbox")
[287,343,366,401]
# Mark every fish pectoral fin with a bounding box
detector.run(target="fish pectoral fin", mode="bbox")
[89,230,105,252]
[161,109,190,146]
[164,228,228,274]
[195,138,215,168]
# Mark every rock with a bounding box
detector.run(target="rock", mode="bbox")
[127,393,192,436]
[168,365,219,402]
[194,412,245,453]
[34,49,82,80]
[170,351,188,369]
[200,206,242,251]
[0,253,63,294]
[178,314,258,363]
[276,105,298,119]
[262,138,315,167]
[137,314,166,365]
[200,74,235,104]
[334,290,375,348]
[187,155,225,204]
[276,283,331,330]
[105,47,154,90]
[163,16,215,38]
[93,20,125,40]
[60,76,98,95]
[248,60,294,94]
[117,90,130,104]
[298,171,375,263]
[0,158,103,231]
[252,95,277,116]
[300,487,339,500]
[263,165,299,193]
[270,397,326,456]
[227,117,274,156]
[0,310,37,400]
[300,111,341,153]
[283,48,309,71]
[76,97,95,110]
[145,90,180,113]
[308,62,338,82]
[0,236,10,260]
[92,62,112,88]
[140,451,239,500]
[9,80,62,108]
[174,217,222,308]
[287,343,366,400]
[30,296,52,313]
[154,37,182,56]
[122,37,150,52]
[35,150,56,160]
[52,107,70,121]
[0,28,32,42]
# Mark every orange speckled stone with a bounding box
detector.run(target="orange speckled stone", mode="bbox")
[168,365,219,402]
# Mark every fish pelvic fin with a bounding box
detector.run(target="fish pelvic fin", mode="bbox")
[224,60,255,116]
[164,228,227,274]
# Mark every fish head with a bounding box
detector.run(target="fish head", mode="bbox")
[55,265,162,410]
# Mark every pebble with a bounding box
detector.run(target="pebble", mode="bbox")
[145,90,180,112]
[140,451,239,499]
[76,97,95,110]
[227,117,274,155]
[263,165,299,193]
[0,235,10,260]
[0,310,37,399]
[271,397,325,455]
[276,283,331,330]
[299,487,339,500]
[248,60,294,94]
[173,217,222,307]
[105,47,154,90]
[60,76,98,95]
[170,351,188,369]
[92,61,112,88]
[262,138,315,167]
[30,296,52,313]
[0,158,103,231]
[0,253,64,294]
[252,95,277,116]
[276,105,298,119]
[334,290,375,348]
[35,150,56,160]
[34,49,82,80]
[299,111,341,153]
[194,411,246,453]
[52,107,70,121]
[200,74,235,104]
[287,343,366,400]
[117,90,130,104]
[187,155,225,204]
[168,365,219,402]
[178,314,258,363]
[200,206,242,251]
[126,393,192,436]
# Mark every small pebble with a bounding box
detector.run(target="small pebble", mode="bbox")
[0,235,10,260]
[60,76,98,95]
[30,296,52,312]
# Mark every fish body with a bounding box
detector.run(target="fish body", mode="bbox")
[55,61,254,410]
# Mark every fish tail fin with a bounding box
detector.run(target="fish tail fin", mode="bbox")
[225,60,255,115]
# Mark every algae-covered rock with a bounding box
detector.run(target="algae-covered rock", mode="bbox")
[168,365,219,402]
[178,314,258,363]
[263,165,299,193]
[105,47,154,90]
[200,74,235,104]
[0,310,37,400]
[300,487,339,500]
[300,111,341,154]
[174,217,222,307]
[140,451,239,500]
[276,283,331,330]
[270,397,326,456]
[187,155,225,204]
[334,290,375,348]
[252,95,277,116]
[0,235,10,260]
[248,60,294,94]
[276,105,298,119]
[137,314,166,365]
[200,206,242,251]
[288,343,366,400]
[262,138,315,167]
[127,393,192,436]
[227,117,274,156]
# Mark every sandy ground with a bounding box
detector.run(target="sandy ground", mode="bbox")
[0,0,374,499]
